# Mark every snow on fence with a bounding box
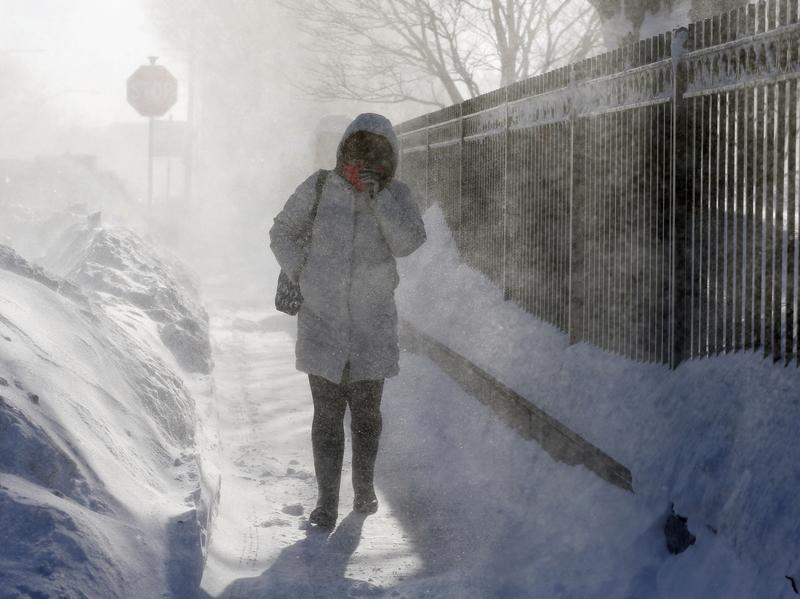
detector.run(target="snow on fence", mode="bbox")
[396,1,800,369]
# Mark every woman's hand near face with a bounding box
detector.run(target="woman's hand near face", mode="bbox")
[358,168,382,199]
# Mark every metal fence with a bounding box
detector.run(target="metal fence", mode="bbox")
[396,1,800,368]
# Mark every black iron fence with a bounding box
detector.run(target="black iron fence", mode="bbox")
[396,1,800,368]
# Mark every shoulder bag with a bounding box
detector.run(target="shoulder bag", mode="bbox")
[275,170,329,315]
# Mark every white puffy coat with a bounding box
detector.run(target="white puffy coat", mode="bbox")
[269,117,426,384]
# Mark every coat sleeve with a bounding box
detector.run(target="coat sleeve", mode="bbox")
[373,180,427,257]
[269,171,320,284]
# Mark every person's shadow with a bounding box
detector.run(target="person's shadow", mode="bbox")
[214,511,382,599]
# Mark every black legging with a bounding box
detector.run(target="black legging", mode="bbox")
[308,362,384,512]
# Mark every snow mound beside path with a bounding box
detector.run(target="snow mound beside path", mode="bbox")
[0,241,217,598]
[42,220,213,375]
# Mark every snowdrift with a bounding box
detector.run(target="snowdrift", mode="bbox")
[1,156,212,376]
[0,159,219,598]
[41,221,213,375]
[395,203,800,598]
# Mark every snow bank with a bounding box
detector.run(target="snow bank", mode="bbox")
[42,220,213,375]
[0,248,199,596]
[0,157,212,377]
[394,203,800,598]
[0,158,219,597]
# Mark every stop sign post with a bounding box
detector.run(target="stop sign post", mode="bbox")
[127,57,178,210]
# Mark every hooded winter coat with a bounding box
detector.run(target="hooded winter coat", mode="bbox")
[269,113,427,384]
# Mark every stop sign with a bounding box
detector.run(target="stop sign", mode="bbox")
[127,61,177,117]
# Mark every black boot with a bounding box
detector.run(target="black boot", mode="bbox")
[350,379,383,515]
[309,373,348,527]
[310,449,341,528]
[309,504,338,528]
[352,429,379,514]
[353,492,379,514]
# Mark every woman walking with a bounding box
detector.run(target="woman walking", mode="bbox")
[269,113,427,528]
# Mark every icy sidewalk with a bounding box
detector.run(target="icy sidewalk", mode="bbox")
[198,303,421,598]
[197,299,661,599]
[195,271,771,598]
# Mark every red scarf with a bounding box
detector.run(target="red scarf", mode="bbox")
[342,162,386,193]
[342,163,367,192]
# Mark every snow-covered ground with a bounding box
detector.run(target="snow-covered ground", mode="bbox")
[393,203,800,598]
[193,265,780,597]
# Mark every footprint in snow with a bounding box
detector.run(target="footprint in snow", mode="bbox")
[259,518,290,527]
[285,467,312,480]
[281,504,304,516]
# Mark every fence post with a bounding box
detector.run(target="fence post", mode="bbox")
[568,64,585,344]
[503,87,511,300]
[670,27,692,369]
[457,106,464,255]
[457,105,463,253]
[425,115,431,209]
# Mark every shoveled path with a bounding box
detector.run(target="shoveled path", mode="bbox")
[198,288,421,598]
[196,273,654,599]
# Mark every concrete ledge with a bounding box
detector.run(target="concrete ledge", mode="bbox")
[399,320,634,493]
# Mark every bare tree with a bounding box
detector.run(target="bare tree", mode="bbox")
[286,0,602,108]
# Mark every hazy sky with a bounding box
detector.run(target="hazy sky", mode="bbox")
[1,0,188,126]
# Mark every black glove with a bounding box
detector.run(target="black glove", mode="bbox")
[358,168,383,199]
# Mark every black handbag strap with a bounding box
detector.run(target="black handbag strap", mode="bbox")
[310,169,329,224]
[299,169,329,253]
